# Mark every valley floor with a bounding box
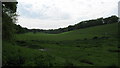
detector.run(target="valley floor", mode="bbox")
[3,23,119,67]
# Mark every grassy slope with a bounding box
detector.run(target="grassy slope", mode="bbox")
[16,23,118,41]
[3,23,119,66]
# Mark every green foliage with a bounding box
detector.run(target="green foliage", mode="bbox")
[2,2,18,41]
[103,16,119,24]
[2,2,18,13]
[14,24,29,34]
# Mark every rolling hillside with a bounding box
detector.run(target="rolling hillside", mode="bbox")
[16,23,118,41]
[7,23,119,66]
[2,1,119,67]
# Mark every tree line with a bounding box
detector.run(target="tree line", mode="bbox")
[15,15,119,34]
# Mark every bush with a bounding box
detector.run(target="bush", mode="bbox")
[92,36,98,40]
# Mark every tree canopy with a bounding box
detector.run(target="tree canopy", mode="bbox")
[2,2,18,41]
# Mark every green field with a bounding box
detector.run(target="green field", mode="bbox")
[3,23,119,67]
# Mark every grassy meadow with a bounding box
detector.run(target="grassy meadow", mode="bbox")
[3,23,119,67]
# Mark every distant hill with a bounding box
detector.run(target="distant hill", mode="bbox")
[16,23,118,41]
[15,15,119,34]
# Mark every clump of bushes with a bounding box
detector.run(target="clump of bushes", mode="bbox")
[92,36,98,40]
[92,36,110,40]
[84,38,87,40]
[80,59,94,65]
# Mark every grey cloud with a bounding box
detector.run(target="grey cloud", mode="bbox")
[17,0,119,29]
[18,2,71,20]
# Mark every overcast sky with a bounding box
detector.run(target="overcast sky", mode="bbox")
[17,0,119,29]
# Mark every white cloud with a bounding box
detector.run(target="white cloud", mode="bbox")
[17,16,75,29]
[17,0,119,29]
